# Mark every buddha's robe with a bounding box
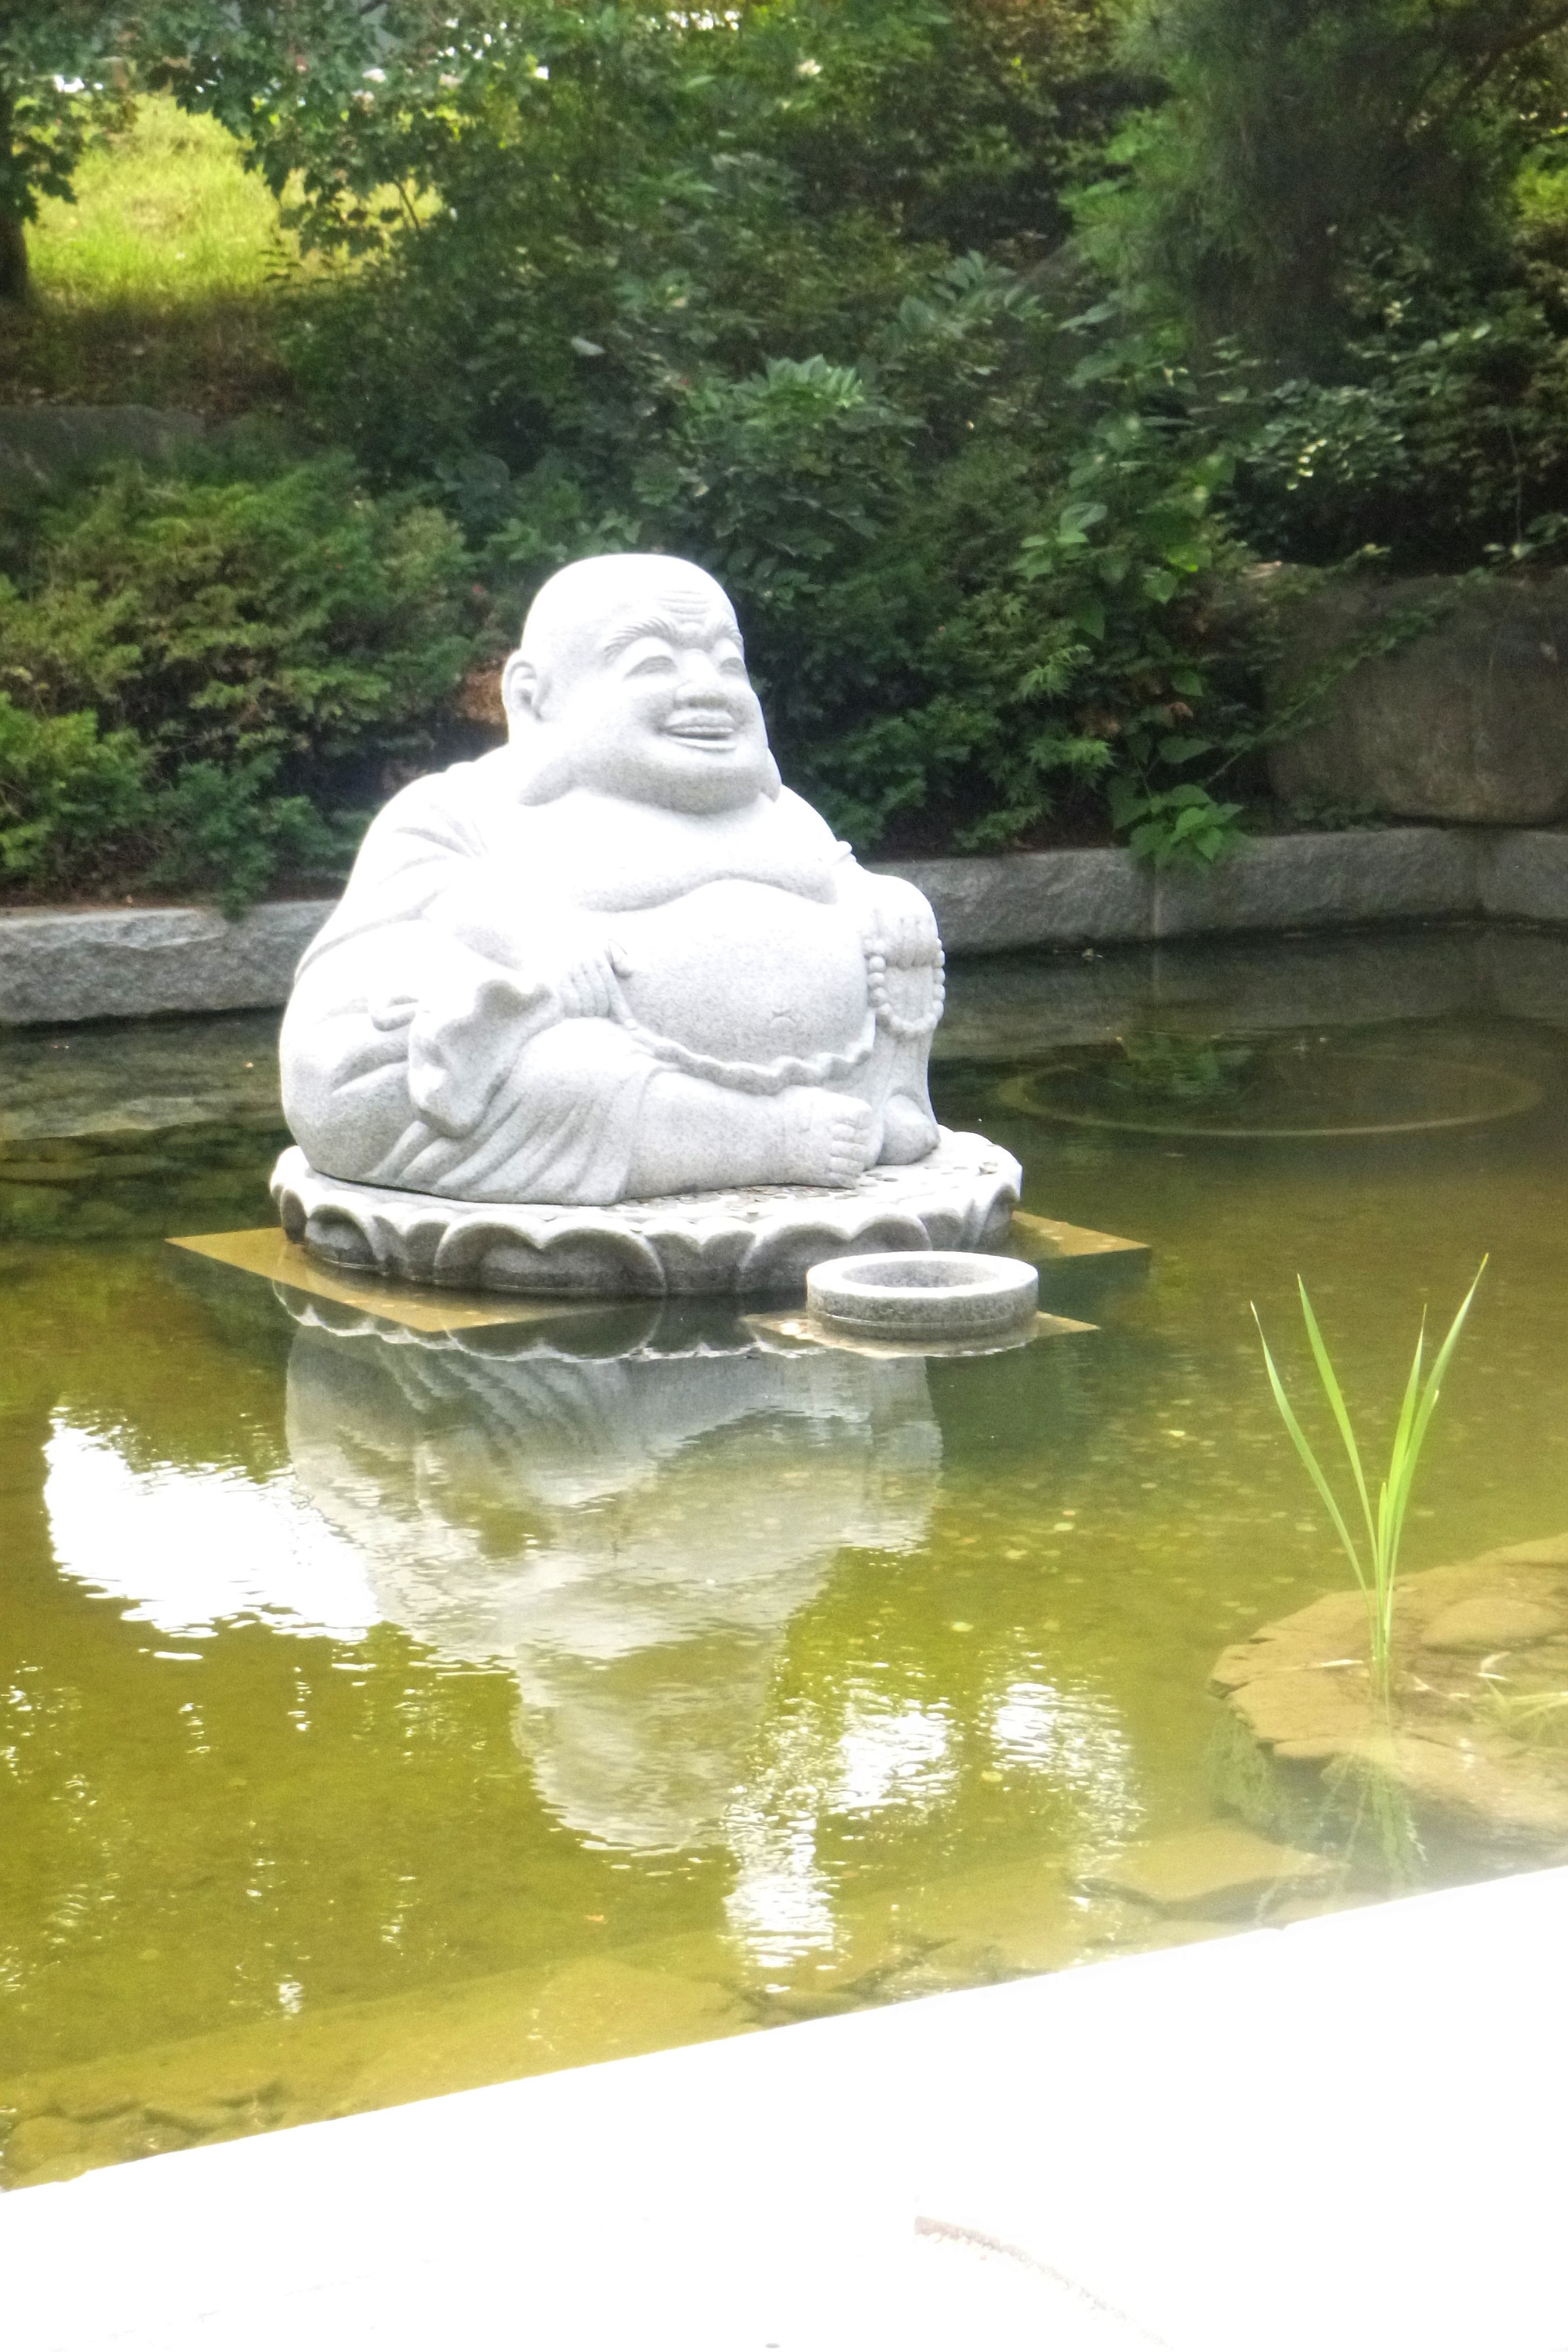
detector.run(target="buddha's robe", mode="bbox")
[281,748,939,1206]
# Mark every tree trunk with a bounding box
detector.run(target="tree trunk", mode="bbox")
[0,81,25,303]
[0,207,27,304]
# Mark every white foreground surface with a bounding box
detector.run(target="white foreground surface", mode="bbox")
[6,1867,1567,2352]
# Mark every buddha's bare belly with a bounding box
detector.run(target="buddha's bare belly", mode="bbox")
[610,881,869,1072]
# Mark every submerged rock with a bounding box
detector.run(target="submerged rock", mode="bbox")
[1421,1595,1565,1653]
[2,2114,89,2175]
[1212,1537,1568,1850]
[1079,1824,1334,1918]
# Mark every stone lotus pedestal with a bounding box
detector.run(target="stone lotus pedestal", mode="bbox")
[270,1127,1022,1299]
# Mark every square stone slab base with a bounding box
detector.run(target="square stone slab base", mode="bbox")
[746,1308,1095,1359]
[169,1230,1102,1358]
[168,1225,606,1336]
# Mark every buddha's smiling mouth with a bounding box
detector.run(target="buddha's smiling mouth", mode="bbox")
[663,716,739,748]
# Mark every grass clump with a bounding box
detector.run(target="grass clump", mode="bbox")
[1475,1687,1568,1748]
[1,99,303,416]
[31,100,285,308]
[1252,1264,1487,1700]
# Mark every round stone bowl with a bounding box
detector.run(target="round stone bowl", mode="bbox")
[806,1250,1038,1343]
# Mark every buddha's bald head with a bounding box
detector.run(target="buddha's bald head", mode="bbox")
[517,554,742,708]
[501,554,777,813]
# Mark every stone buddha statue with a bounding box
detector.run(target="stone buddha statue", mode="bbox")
[281,554,945,1209]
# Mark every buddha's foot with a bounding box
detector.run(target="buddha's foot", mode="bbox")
[877,1093,941,1167]
[777,1087,877,1186]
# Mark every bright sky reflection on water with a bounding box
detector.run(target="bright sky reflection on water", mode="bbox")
[44,1417,380,1642]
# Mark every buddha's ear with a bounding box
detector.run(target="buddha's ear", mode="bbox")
[762,750,782,800]
[501,650,543,734]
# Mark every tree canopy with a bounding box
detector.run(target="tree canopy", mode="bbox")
[12,0,1568,904]
[1092,0,1568,363]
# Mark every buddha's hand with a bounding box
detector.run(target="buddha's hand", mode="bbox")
[544,938,630,1025]
[402,936,628,1137]
[407,962,551,1137]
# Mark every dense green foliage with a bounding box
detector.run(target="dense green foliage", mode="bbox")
[0,695,151,896]
[0,456,477,907]
[9,0,1568,902]
[466,266,1257,855]
[176,0,1254,858]
[1092,0,1568,566]
[1213,281,1568,568]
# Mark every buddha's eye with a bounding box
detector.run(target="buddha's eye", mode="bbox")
[625,646,678,678]
[717,648,746,675]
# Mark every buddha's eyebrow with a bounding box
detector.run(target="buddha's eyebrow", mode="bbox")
[597,608,744,659]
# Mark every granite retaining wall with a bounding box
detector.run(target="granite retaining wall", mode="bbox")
[3,826,1566,1025]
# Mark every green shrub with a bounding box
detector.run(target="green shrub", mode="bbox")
[0,452,485,907]
[0,695,151,896]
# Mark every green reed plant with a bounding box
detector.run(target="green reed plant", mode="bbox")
[1473,1685,1568,1749]
[1252,1261,1486,1701]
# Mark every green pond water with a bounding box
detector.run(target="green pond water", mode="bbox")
[3,924,1567,2187]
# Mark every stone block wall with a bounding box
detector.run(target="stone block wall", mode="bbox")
[1268,572,1568,826]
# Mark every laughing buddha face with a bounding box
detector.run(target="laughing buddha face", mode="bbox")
[500,553,782,817]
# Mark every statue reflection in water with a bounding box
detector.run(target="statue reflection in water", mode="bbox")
[285,1301,939,1856]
